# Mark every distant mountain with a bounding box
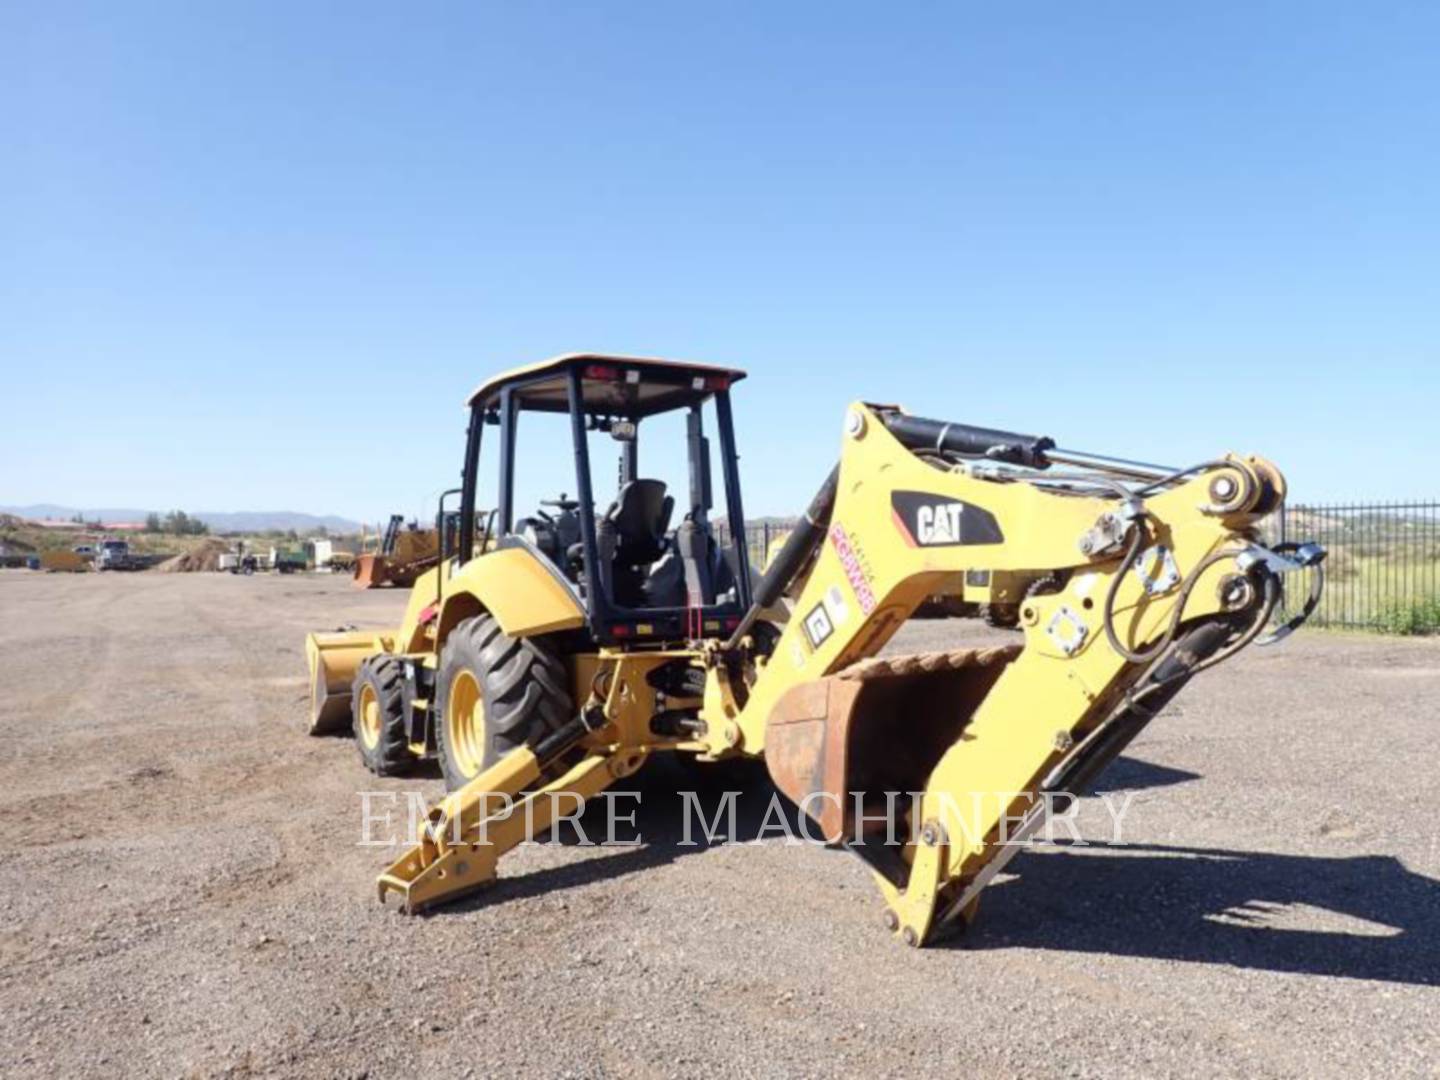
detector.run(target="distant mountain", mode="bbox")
[192,510,366,534]
[0,504,363,534]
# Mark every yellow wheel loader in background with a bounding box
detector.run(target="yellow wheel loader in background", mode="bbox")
[351,515,441,589]
[306,353,1324,946]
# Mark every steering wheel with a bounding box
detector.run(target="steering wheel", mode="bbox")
[540,493,581,513]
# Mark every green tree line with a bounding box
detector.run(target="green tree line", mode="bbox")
[145,511,211,536]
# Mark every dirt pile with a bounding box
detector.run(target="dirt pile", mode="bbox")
[156,538,231,572]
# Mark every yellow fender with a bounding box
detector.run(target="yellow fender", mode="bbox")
[399,547,587,655]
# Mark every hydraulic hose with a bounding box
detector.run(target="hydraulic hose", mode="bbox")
[1187,572,1280,677]
[1101,520,1265,666]
[1101,520,1176,664]
[1256,542,1325,646]
[1132,460,1235,497]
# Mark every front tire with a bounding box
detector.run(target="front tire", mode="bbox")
[352,655,411,776]
[434,615,572,792]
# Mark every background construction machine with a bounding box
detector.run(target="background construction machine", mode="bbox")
[95,538,137,571]
[352,515,440,589]
[306,353,1324,947]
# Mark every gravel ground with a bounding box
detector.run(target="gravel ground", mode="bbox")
[1,570,1437,1078]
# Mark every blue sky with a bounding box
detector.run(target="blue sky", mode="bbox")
[4,2,1437,523]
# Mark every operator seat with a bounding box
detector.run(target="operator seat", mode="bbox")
[607,480,673,565]
[600,480,674,605]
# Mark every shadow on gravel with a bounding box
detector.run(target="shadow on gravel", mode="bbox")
[966,842,1440,986]
[467,749,1439,988]
[1089,757,1200,793]
[443,754,807,911]
[447,753,1206,916]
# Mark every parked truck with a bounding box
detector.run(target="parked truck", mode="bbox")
[95,538,136,571]
[270,544,307,573]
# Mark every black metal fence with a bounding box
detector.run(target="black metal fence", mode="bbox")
[714,520,796,571]
[720,502,1440,635]
[1274,501,1440,633]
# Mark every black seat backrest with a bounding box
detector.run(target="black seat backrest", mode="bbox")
[606,480,674,565]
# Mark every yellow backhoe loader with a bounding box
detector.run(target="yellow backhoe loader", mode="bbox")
[306,353,1324,946]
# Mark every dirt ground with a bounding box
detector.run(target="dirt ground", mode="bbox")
[1,571,1437,1078]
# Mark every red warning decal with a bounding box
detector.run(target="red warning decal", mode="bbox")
[828,523,877,615]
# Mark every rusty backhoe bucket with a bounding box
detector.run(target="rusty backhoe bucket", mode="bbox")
[353,551,438,589]
[304,630,390,734]
[765,646,1022,843]
[352,553,391,589]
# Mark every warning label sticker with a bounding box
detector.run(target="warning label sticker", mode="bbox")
[802,602,834,648]
[828,523,877,615]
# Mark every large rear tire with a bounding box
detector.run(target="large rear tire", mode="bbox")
[352,655,412,776]
[434,614,572,792]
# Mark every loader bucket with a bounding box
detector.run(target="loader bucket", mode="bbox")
[305,630,388,735]
[765,646,1021,843]
[352,554,390,589]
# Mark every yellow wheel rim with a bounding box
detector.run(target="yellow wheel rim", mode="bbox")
[445,670,487,778]
[358,683,381,749]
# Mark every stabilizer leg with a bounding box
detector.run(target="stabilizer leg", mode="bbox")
[377,742,648,914]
